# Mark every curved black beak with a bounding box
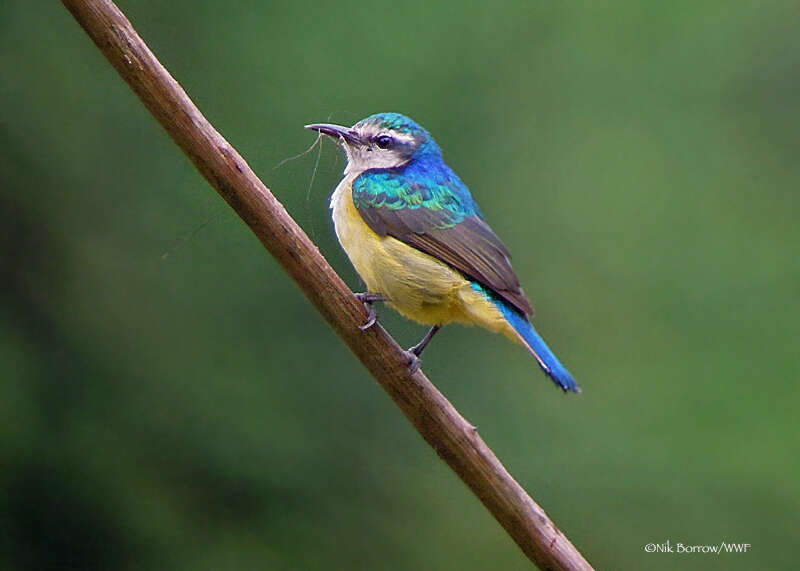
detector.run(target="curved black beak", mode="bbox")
[304,123,363,145]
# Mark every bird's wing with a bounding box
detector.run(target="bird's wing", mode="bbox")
[352,167,534,317]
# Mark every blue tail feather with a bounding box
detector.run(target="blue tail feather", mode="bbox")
[471,282,578,393]
[501,304,579,393]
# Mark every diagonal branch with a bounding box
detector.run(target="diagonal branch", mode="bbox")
[60,1,592,569]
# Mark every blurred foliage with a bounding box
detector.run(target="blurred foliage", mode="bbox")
[2,1,799,569]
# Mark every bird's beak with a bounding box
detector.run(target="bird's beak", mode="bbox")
[304,123,363,145]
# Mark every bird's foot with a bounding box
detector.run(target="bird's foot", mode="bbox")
[402,325,443,373]
[405,350,422,375]
[354,292,387,330]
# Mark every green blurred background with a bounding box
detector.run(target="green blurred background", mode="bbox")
[2,1,798,569]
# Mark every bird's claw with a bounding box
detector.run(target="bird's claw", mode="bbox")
[359,304,377,331]
[354,292,386,331]
[405,350,422,374]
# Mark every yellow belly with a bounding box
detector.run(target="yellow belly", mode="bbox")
[330,179,518,340]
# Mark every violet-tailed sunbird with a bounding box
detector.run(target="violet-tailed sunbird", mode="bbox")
[306,113,579,393]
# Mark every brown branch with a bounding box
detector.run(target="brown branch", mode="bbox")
[60,1,593,569]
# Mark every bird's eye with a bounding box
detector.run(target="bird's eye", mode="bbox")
[374,134,394,149]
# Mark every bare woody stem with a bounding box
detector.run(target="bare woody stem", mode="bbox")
[60,1,593,569]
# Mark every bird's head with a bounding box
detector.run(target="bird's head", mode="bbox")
[305,112,440,174]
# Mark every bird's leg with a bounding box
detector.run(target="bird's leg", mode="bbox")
[406,325,442,374]
[354,292,387,330]
[408,325,442,357]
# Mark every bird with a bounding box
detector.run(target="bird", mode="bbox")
[305,113,578,393]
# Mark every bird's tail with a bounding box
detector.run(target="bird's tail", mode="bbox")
[497,301,580,393]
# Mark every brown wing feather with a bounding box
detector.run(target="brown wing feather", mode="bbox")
[352,169,534,316]
[359,206,534,316]
[402,216,534,316]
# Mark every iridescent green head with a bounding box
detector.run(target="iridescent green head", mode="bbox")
[305,112,440,174]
